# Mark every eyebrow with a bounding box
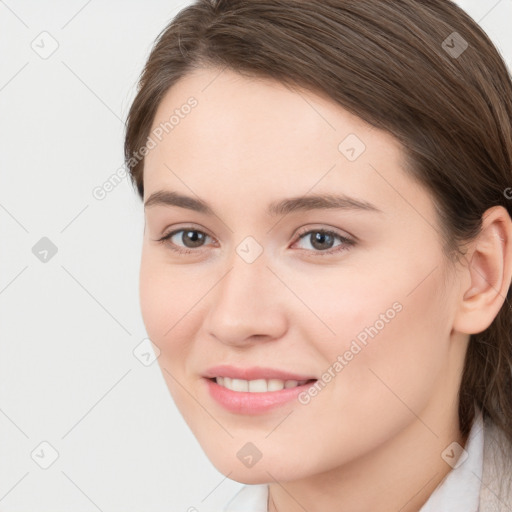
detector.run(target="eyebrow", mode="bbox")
[144,190,382,216]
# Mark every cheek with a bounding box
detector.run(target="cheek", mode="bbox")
[139,251,167,342]
[139,245,189,328]
[139,249,191,354]
[300,254,451,389]
[139,248,211,375]
[139,252,194,410]
[316,266,451,420]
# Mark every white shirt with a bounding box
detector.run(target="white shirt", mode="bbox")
[224,409,484,512]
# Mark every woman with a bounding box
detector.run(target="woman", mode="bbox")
[124,0,512,510]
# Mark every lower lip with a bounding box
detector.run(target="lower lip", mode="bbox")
[204,378,317,414]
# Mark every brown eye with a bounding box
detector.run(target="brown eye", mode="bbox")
[157,228,213,254]
[294,228,355,256]
[178,230,207,248]
[308,231,336,251]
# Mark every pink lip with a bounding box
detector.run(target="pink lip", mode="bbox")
[203,378,316,414]
[203,365,316,381]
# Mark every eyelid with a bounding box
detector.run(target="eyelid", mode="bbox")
[156,224,216,252]
[292,226,356,256]
[156,224,356,256]
[294,224,355,242]
[158,222,214,241]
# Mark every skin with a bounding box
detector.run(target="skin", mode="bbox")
[139,66,512,512]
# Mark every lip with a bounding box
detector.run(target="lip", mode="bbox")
[204,377,317,414]
[203,365,316,381]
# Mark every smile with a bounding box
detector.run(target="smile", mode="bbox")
[213,377,313,392]
[204,377,318,414]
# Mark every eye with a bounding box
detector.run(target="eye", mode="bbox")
[156,227,213,255]
[292,228,355,256]
[155,226,355,257]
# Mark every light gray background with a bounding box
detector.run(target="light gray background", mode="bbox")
[0,1,511,510]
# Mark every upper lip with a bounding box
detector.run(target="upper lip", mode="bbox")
[203,365,317,381]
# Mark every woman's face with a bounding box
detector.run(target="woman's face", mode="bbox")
[140,66,465,482]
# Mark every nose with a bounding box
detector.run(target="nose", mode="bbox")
[203,249,288,347]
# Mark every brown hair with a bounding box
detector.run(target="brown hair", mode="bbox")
[124,0,512,457]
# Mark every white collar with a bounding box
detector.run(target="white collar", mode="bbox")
[223,409,484,512]
[419,407,484,512]
[224,483,268,512]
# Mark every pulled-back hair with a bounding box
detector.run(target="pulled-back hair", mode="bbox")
[124,0,512,457]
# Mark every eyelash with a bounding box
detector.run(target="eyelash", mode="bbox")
[155,226,355,257]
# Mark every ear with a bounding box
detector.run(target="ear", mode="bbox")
[453,206,512,335]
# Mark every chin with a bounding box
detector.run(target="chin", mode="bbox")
[224,471,272,485]
[202,446,311,484]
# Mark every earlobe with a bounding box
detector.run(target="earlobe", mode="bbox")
[453,206,512,335]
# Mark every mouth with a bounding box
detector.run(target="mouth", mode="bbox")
[204,376,318,414]
[208,376,317,393]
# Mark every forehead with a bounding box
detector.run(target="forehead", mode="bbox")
[148,66,402,159]
[143,66,431,222]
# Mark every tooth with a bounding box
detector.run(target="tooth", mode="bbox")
[248,379,268,392]
[215,377,310,392]
[267,379,285,391]
[231,378,249,392]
